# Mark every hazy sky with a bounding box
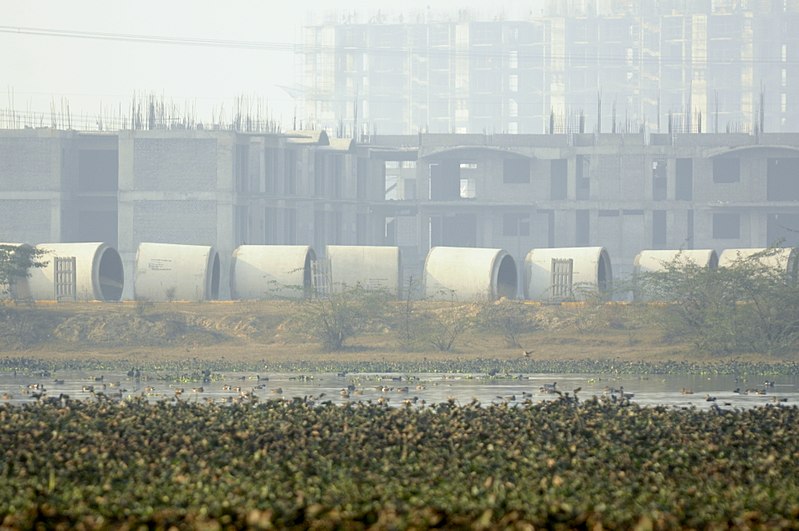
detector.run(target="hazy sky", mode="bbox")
[2,0,536,128]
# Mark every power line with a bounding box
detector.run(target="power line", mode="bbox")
[0,25,297,51]
[3,25,798,67]
[0,89,298,103]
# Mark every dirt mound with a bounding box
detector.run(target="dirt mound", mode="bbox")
[0,302,296,351]
[52,313,228,347]
[0,307,54,349]
[178,313,282,342]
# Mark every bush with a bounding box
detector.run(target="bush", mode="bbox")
[636,247,799,356]
[292,285,391,350]
[477,299,539,348]
[415,302,479,352]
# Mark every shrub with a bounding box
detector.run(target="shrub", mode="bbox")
[477,299,539,348]
[292,285,391,350]
[636,247,799,356]
[416,302,480,352]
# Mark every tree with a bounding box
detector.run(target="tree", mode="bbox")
[389,280,480,352]
[0,244,48,299]
[291,285,391,351]
[477,299,539,348]
[636,247,799,356]
[415,301,479,352]
[393,275,424,351]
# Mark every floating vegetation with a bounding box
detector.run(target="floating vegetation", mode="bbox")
[1,399,799,528]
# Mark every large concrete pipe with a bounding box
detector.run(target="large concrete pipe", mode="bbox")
[326,245,402,296]
[634,249,719,273]
[0,243,34,300]
[719,247,799,281]
[524,246,612,301]
[134,242,220,301]
[633,249,718,301]
[230,245,316,299]
[423,246,517,301]
[28,242,124,301]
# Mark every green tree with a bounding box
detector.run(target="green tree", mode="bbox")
[0,244,48,299]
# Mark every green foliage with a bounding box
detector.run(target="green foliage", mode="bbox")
[636,248,799,356]
[2,399,799,529]
[292,285,391,350]
[0,244,48,298]
[477,299,539,348]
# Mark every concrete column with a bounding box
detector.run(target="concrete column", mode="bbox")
[215,133,236,299]
[49,135,63,241]
[116,132,136,299]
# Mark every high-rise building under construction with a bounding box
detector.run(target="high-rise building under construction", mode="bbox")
[301,0,799,135]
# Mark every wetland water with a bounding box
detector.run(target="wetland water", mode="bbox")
[2,370,797,409]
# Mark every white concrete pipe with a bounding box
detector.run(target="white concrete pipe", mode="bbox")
[633,249,718,301]
[230,245,316,299]
[0,242,34,300]
[634,249,719,273]
[326,245,402,296]
[28,242,124,301]
[423,246,517,301]
[524,246,612,301]
[719,247,799,281]
[134,242,220,301]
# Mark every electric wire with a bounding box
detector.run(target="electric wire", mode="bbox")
[2,25,798,67]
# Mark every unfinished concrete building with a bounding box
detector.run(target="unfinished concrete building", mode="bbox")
[0,128,365,299]
[1,127,798,297]
[383,132,799,279]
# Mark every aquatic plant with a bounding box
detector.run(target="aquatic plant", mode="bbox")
[1,399,798,528]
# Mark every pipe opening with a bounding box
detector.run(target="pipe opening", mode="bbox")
[209,253,220,300]
[97,247,124,301]
[496,254,517,299]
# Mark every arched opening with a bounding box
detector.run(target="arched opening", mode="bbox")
[97,247,124,301]
[495,254,517,299]
[209,253,221,300]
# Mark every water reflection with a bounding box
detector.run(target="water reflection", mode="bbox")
[1,371,797,409]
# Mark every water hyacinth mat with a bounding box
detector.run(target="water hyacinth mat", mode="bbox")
[2,397,799,529]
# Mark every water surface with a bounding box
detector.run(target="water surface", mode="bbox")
[2,370,796,409]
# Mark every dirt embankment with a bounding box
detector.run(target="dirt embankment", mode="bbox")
[0,301,282,350]
[0,299,753,365]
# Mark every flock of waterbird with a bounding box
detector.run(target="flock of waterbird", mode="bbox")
[0,367,793,408]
